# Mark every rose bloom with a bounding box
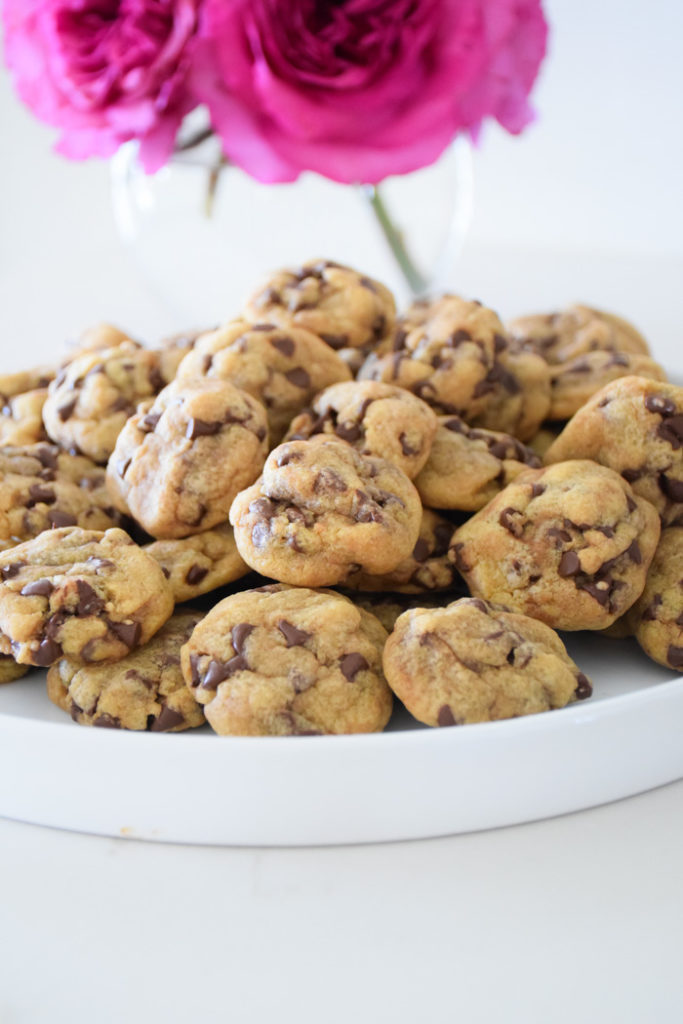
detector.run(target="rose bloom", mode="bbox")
[2,0,200,171]
[192,0,548,184]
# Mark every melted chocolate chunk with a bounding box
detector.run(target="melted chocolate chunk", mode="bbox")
[498,507,524,537]
[285,368,311,389]
[667,645,683,670]
[57,397,78,421]
[232,622,255,654]
[659,474,683,503]
[93,713,122,729]
[27,484,56,506]
[641,594,662,621]
[448,329,472,347]
[108,619,141,649]
[20,578,53,598]
[412,537,430,563]
[335,421,361,443]
[150,705,186,732]
[1,562,26,580]
[189,653,202,686]
[270,336,295,357]
[140,412,161,433]
[437,704,457,727]
[32,635,62,666]
[314,468,347,493]
[277,619,311,647]
[48,509,78,528]
[450,542,471,574]
[645,395,676,416]
[558,550,581,577]
[399,432,419,456]
[319,333,348,350]
[658,416,683,450]
[339,652,369,681]
[353,490,384,524]
[75,580,105,616]
[185,565,209,586]
[186,418,222,440]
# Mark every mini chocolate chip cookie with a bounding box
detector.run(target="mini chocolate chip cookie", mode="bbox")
[285,380,438,479]
[450,460,661,631]
[343,508,461,593]
[65,323,139,359]
[144,523,250,603]
[181,583,392,735]
[243,259,396,351]
[107,377,269,539]
[626,527,683,671]
[548,350,666,421]
[0,443,124,547]
[0,653,29,684]
[47,610,205,731]
[0,526,174,666]
[176,320,351,444]
[508,304,651,365]
[229,436,422,586]
[414,415,541,511]
[42,342,164,463]
[383,597,593,726]
[152,327,208,385]
[0,389,48,446]
[545,376,683,526]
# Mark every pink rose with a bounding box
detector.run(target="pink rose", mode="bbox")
[2,0,201,172]
[192,0,548,184]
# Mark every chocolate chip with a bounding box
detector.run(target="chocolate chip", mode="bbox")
[270,336,295,357]
[36,447,59,471]
[371,313,387,340]
[86,556,114,571]
[108,619,141,649]
[498,507,524,537]
[251,522,271,547]
[659,474,683,503]
[32,636,62,666]
[667,645,683,670]
[314,469,347,493]
[450,542,471,574]
[558,550,581,577]
[443,417,466,435]
[48,509,78,528]
[140,412,161,433]
[530,482,546,497]
[319,333,348,350]
[74,580,104,616]
[110,395,135,415]
[641,595,662,621]
[201,659,231,690]
[186,418,222,440]
[150,705,186,732]
[232,622,255,654]
[20,578,53,598]
[412,538,430,562]
[353,490,383,524]
[335,421,361,443]
[1,562,25,580]
[93,713,121,729]
[575,672,593,699]
[626,540,642,564]
[399,433,419,457]
[285,368,311,389]
[578,580,612,606]
[645,395,676,416]
[339,652,369,680]
[27,484,56,506]
[185,565,209,586]
[658,416,683,450]
[437,704,457,727]
[57,397,78,421]
[448,329,472,346]
[411,380,437,401]
[626,496,637,513]
[278,620,311,647]
[189,653,202,687]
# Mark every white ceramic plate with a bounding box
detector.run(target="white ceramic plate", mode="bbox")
[0,632,681,845]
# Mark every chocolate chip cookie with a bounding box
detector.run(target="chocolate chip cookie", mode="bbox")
[0,526,174,666]
[0,388,48,446]
[383,597,593,726]
[0,365,55,399]
[545,376,683,525]
[230,437,422,586]
[176,320,351,444]
[285,380,438,479]
[414,415,541,511]
[144,523,249,603]
[451,460,661,630]
[42,342,164,463]
[0,443,124,547]
[343,508,460,593]
[626,527,683,670]
[47,610,205,731]
[181,584,393,735]
[243,259,396,351]
[548,350,666,421]
[508,304,651,365]
[107,377,269,539]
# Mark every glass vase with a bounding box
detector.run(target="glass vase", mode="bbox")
[111,134,474,326]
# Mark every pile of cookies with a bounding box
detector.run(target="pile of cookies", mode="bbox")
[0,258,680,737]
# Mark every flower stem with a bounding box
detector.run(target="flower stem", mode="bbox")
[362,184,429,297]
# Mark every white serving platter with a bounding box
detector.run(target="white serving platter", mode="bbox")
[1,632,681,846]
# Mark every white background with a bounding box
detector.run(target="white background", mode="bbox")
[1,1,683,1021]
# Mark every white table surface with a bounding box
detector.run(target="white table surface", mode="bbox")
[2,1,683,1020]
